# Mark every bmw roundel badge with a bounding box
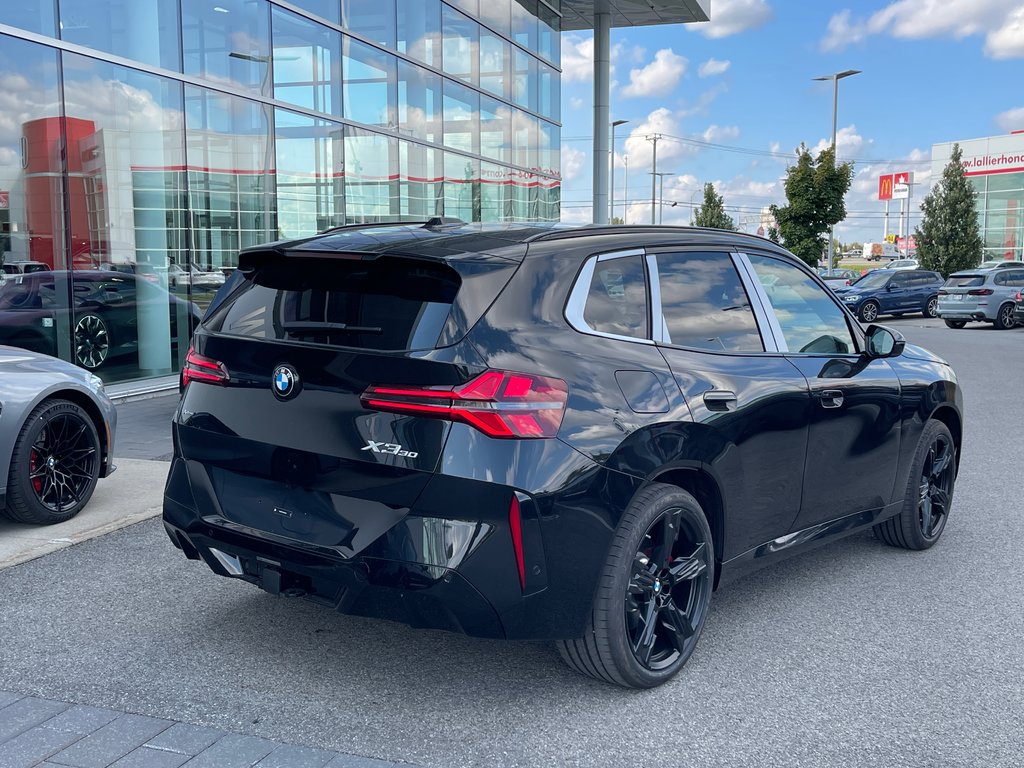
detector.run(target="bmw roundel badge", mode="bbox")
[272,364,300,400]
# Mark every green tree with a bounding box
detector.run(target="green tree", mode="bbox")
[769,144,854,267]
[915,144,983,276]
[693,182,736,230]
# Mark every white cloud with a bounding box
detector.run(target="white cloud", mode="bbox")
[560,206,593,225]
[561,145,587,182]
[996,106,1024,132]
[621,49,687,98]
[677,83,729,118]
[690,0,773,39]
[702,125,740,143]
[811,125,872,160]
[698,58,731,78]
[821,0,1024,59]
[621,108,695,171]
[561,35,595,82]
[570,96,585,111]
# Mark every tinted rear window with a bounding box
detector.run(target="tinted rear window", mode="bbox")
[205,257,461,351]
[945,275,985,288]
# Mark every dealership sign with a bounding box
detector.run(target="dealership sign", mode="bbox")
[0,190,8,210]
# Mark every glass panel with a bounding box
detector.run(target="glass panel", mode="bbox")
[987,172,1024,193]
[272,6,342,117]
[0,36,69,363]
[480,162,513,222]
[398,61,441,143]
[479,97,510,163]
[397,0,441,70]
[537,3,559,65]
[344,127,399,222]
[538,122,558,177]
[512,48,537,112]
[538,62,559,121]
[342,0,396,48]
[538,174,559,222]
[286,0,340,24]
[343,36,397,130]
[0,1,55,36]
[443,79,479,155]
[185,85,275,278]
[59,53,192,382]
[511,0,537,50]
[583,255,648,339]
[442,5,477,85]
[444,153,479,222]
[512,109,537,169]
[182,0,271,95]
[275,109,344,239]
[446,0,478,17]
[480,0,510,36]
[58,0,180,71]
[480,30,509,99]
[747,254,856,355]
[400,142,443,219]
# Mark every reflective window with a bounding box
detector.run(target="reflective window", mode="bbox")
[537,3,559,65]
[342,0,396,48]
[512,109,537,170]
[0,1,55,36]
[275,109,345,239]
[539,63,559,121]
[58,0,180,71]
[583,255,649,340]
[344,127,398,222]
[480,97,511,163]
[182,0,271,95]
[511,0,538,50]
[443,79,479,155]
[446,0,478,17]
[398,0,441,70]
[480,30,509,99]
[401,143,444,219]
[512,48,537,112]
[286,0,340,24]
[538,122,558,177]
[747,253,856,355]
[398,62,441,143]
[442,5,478,85]
[444,153,479,222]
[654,252,762,352]
[185,86,276,273]
[480,0,510,36]
[272,6,342,117]
[343,36,397,129]
[480,163,511,222]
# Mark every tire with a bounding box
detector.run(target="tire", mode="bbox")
[944,320,966,329]
[858,301,880,323]
[924,296,939,318]
[993,303,1016,330]
[873,420,956,550]
[555,483,714,689]
[74,313,109,369]
[4,399,101,525]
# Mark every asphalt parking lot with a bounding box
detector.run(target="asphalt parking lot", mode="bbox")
[1,317,1022,767]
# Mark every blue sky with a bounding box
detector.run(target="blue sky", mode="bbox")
[558,0,1024,243]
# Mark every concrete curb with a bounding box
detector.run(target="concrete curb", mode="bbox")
[0,458,168,570]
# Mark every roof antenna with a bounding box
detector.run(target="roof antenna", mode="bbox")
[423,217,466,229]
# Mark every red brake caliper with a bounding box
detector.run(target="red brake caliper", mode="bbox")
[30,450,42,494]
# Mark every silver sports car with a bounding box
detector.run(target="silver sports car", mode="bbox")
[0,346,117,525]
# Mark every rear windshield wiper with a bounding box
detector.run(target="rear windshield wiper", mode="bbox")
[282,321,383,335]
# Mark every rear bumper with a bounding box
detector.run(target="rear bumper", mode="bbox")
[937,303,991,321]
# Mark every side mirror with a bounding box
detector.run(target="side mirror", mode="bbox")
[864,324,905,359]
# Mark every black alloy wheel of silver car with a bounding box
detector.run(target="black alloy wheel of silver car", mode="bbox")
[75,314,109,369]
[874,420,956,550]
[925,296,939,318]
[557,483,714,688]
[994,303,1017,330]
[858,301,880,323]
[4,399,101,525]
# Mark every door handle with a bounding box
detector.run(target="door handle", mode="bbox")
[703,390,737,412]
[819,389,844,409]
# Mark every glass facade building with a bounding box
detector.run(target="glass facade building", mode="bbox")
[0,0,561,385]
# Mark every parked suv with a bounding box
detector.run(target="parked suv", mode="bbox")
[833,268,944,322]
[163,222,963,689]
[937,267,1024,329]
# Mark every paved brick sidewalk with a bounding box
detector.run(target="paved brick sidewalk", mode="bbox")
[0,691,411,768]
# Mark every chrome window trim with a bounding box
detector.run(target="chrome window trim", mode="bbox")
[564,250,654,346]
[732,252,786,353]
[645,253,669,344]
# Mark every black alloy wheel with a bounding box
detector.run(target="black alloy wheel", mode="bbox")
[75,314,109,369]
[925,296,939,318]
[557,483,713,688]
[858,301,880,323]
[994,303,1016,330]
[3,399,101,525]
[874,420,956,550]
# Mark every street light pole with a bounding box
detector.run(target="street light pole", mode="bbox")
[650,172,674,224]
[610,119,628,223]
[622,154,629,225]
[647,134,661,224]
[813,69,860,274]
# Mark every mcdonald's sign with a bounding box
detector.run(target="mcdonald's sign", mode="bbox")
[878,174,894,201]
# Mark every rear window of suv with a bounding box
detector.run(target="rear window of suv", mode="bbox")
[944,275,985,288]
[205,256,461,351]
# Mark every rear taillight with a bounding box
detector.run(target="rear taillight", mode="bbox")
[938,289,948,295]
[182,345,230,387]
[361,370,568,439]
[967,288,994,296]
[1016,290,1023,301]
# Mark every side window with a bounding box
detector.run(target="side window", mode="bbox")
[654,251,763,352]
[910,273,932,288]
[889,273,909,289]
[747,254,857,355]
[1009,270,1024,286]
[994,272,1008,286]
[581,254,649,339]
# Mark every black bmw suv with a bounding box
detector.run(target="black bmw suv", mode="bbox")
[163,221,962,689]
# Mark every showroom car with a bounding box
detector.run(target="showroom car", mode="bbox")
[833,268,944,322]
[0,345,117,525]
[0,270,203,370]
[937,266,1024,329]
[164,222,963,689]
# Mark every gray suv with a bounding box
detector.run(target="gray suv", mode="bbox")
[937,267,1024,329]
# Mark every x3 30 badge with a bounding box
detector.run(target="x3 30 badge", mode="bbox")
[361,441,419,458]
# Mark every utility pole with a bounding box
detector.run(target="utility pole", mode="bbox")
[647,134,661,224]
[622,154,629,225]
